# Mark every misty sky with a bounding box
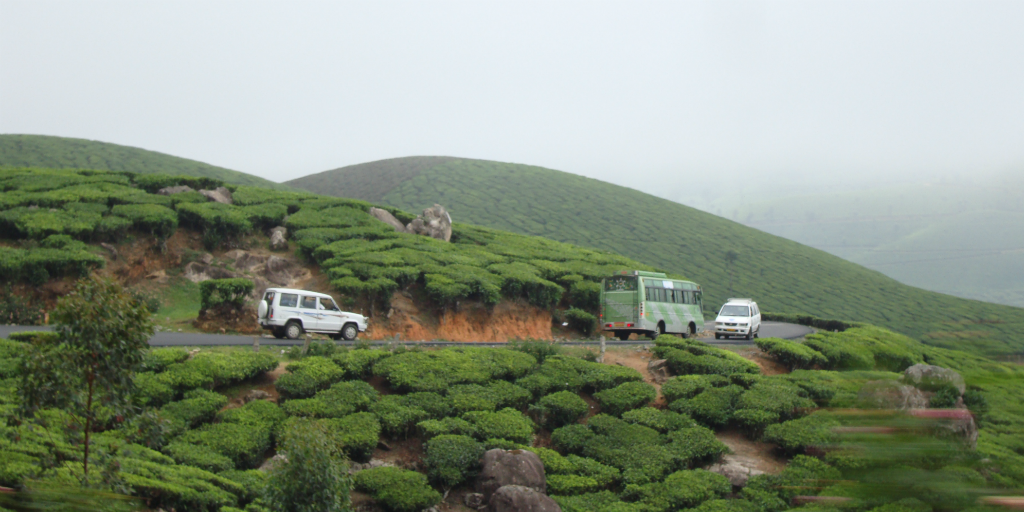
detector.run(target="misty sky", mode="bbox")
[2,0,1023,197]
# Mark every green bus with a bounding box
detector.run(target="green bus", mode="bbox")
[600,270,705,340]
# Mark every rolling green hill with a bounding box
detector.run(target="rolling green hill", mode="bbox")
[730,176,1024,308]
[288,157,1024,356]
[0,134,292,190]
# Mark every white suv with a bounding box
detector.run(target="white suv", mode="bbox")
[257,287,367,340]
[714,298,761,340]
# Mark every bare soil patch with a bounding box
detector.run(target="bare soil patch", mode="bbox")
[602,346,667,405]
[735,346,789,376]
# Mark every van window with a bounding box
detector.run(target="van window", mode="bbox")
[319,298,339,311]
[300,296,317,309]
[263,291,275,305]
[279,293,298,307]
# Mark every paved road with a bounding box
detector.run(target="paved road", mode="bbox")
[0,321,812,347]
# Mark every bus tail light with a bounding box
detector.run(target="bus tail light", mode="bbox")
[606,323,613,328]
[627,323,634,327]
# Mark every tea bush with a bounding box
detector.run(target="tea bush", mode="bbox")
[160,389,228,434]
[622,469,731,512]
[448,380,532,414]
[620,407,695,433]
[754,338,828,370]
[319,412,382,461]
[163,441,235,472]
[218,399,288,434]
[281,380,378,418]
[275,356,345,399]
[330,348,390,378]
[417,417,479,440]
[670,385,744,427]
[422,434,485,487]
[199,278,254,310]
[593,381,656,417]
[110,203,178,239]
[371,393,448,438]
[516,355,642,397]
[462,408,535,445]
[548,474,601,495]
[762,412,841,454]
[374,348,536,393]
[663,426,729,467]
[564,307,597,336]
[176,422,273,469]
[353,466,442,512]
[143,347,190,372]
[531,390,589,429]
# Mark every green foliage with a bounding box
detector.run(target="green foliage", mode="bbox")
[352,466,441,512]
[164,442,235,472]
[755,338,828,370]
[417,417,479,440]
[281,380,378,418]
[762,412,841,454]
[218,400,288,435]
[620,407,696,433]
[177,422,272,469]
[370,392,449,438]
[593,381,656,417]
[275,356,345,399]
[0,244,104,285]
[531,391,589,429]
[548,474,601,496]
[18,277,153,478]
[552,491,634,512]
[110,203,178,239]
[176,202,253,249]
[160,389,229,434]
[462,408,535,445]
[374,348,536,393]
[157,351,278,393]
[422,434,485,487]
[144,348,190,372]
[264,418,353,512]
[0,286,46,324]
[330,348,390,378]
[516,355,643,397]
[622,469,731,512]
[669,385,744,427]
[654,337,760,376]
[199,278,254,311]
[565,307,597,336]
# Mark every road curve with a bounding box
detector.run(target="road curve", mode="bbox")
[0,321,813,347]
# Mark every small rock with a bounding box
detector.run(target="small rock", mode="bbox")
[157,185,195,195]
[199,253,215,264]
[100,243,118,260]
[647,359,671,385]
[259,453,288,472]
[369,207,409,233]
[243,389,271,403]
[464,493,485,508]
[199,186,233,204]
[187,348,200,359]
[707,454,765,487]
[476,449,546,503]
[270,226,288,250]
[858,380,929,410]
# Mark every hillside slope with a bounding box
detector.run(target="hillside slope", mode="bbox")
[731,177,1024,308]
[287,157,1024,356]
[0,134,291,190]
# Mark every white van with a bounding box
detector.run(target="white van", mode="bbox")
[257,287,367,340]
[714,298,761,340]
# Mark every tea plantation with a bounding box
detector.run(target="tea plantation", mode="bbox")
[2,320,1022,511]
[0,135,291,190]
[288,157,1024,357]
[0,165,661,319]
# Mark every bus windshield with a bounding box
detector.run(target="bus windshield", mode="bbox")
[605,276,637,292]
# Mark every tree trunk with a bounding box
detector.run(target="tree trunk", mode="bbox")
[83,373,94,478]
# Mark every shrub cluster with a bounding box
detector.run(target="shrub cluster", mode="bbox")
[530,390,589,429]
[275,356,346,399]
[199,278,255,311]
[653,336,759,376]
[593,381,657,417]
[281,379,379,418]
[422,434,485,487]
[353,466,442,512]
[754,338,828,370]
[515,355,643,397]
[373,347,536,393]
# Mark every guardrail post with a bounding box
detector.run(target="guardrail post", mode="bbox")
[252,336,260,353]
[599,336,606,363]
[302,334,310,356]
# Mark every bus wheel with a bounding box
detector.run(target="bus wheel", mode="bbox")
[617,332,630,341]
[653,323,665,339]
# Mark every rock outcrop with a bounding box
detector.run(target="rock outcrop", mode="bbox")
[647,359,671,385]
[157,185,194,195]
[406,204,452,242]
[476,449,547,503]
[488,485,561,512]
[369,207,408,233]
[902,364,966,394]
[707,454,766,487]
[199,186,233,204]
[857,380,929,410]
[269,226,288,250]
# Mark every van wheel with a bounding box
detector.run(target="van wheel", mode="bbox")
[285,321,303,340]
[715,333,722,340]
[745,330,753,341]
[341,323,359,341]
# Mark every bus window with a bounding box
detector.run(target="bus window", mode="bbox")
[605,276,637,292]
[645,287,653,301]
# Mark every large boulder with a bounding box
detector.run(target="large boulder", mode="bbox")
[406,204,452,242]
[857,380,929,410]
[157,185,194,195]
[182,261,239,283]
[647,359,671,385]
[199,186,233,204]
[902,364,966,395]
[270,226,288,250]
[476,449,546,503]
[488,485,561,512]
[369,207,408,233]
[910,409,979,449]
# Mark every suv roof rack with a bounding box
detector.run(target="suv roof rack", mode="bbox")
[727,298,753,302]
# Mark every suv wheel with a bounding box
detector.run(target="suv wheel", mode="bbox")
[341,323,359,341]
[285,321,304,340]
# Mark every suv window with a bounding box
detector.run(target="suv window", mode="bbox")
[319,298,339,311]
[300,296,317,309]
[279,293,298,307]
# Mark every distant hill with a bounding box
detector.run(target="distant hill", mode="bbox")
[288,157,1024,356]
[0,134,291,190]
[731,176,1024,308]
